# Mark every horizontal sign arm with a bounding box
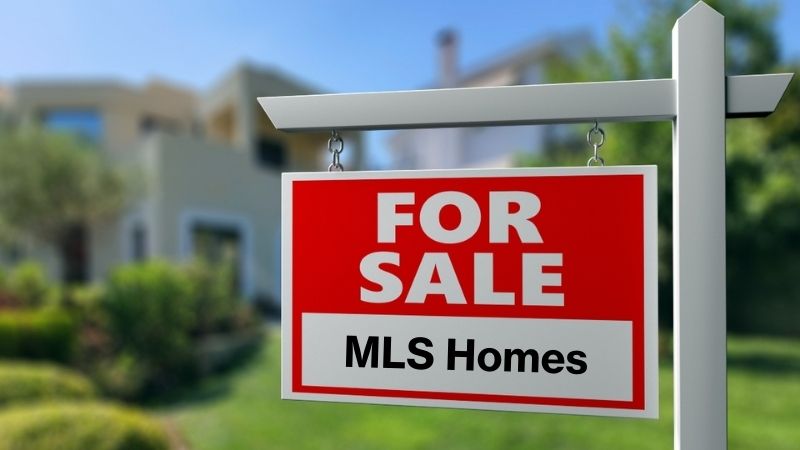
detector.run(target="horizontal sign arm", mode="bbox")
[726,74,793,118]
[258,73,792,132]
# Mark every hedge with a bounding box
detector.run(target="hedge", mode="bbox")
[0,363,95,406]
[0,308,76,362]
[101,261,197,397]
[0,402,169,450]
[2,261,58,308]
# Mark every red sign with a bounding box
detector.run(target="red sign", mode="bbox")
[282,166,658,418]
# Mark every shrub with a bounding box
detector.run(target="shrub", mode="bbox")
[92,353,148,401]
[64,283,106,321]
[0,267,13,309]
[195,327,264,375]
[95,261,262,398]
[0,308,76,362]
[0,363,95,406]
[4,261,58,308]
[0,402,169,450]
[102,261,196,395]
[185,259,240,335]
[62,284,119,371]
[251,291,281,319]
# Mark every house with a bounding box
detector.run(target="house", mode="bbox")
[389,30,587,169]
[0,63,363,304]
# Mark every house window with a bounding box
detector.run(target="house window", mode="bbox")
[191,223,242,294]
[41,109,103,144]
[180,211,253,297]
[140,115,181,135]
[131,224,147,261]
[255,137,286,169]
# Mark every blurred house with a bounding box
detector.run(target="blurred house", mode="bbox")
[390,30,586,169]
[0,63,362,303]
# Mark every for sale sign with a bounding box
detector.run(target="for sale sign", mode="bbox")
[282,166,658,418]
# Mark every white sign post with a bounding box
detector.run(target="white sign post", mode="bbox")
[258,2,793,449]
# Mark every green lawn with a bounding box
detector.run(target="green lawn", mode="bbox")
[157,329,800,450]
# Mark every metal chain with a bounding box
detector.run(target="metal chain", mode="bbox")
[586,121,606,167]
[327,130,344,172]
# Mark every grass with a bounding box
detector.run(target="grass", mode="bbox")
[157,329,800,450]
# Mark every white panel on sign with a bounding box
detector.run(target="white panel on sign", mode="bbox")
[302,314,632,401]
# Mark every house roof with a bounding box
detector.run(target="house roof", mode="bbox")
[201,61,325,118]
[7,78,198,124]
[431,31,590,89]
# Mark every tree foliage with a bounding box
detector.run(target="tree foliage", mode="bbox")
[519,0,799,334]
[0,129,127,264]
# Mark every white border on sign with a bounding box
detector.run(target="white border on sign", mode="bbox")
[281,165,658,419]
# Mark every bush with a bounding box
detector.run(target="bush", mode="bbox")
[102,261,196,396]
[0,267,13,309]
[93,261,262,398]
[92,353,149,401]
[0,308,76,362]
[3,261,58,308]
[185,259,240,335]
[0,402,169,450]
[64,283,105,321]
[252,292,281,319]
[195,327,264,375]
[0,363,95,406]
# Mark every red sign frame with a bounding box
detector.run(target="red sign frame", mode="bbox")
[282,166,658,418]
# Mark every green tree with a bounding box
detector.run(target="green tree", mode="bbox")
[520,0,799,334]
[0,129,127,282]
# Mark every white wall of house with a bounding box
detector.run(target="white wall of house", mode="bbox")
[141,133,282,301]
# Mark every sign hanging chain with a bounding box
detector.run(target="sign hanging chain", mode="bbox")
[328,130,344,172]
[586,121,605,167]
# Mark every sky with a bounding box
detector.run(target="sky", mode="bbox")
[2,0,798,165]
